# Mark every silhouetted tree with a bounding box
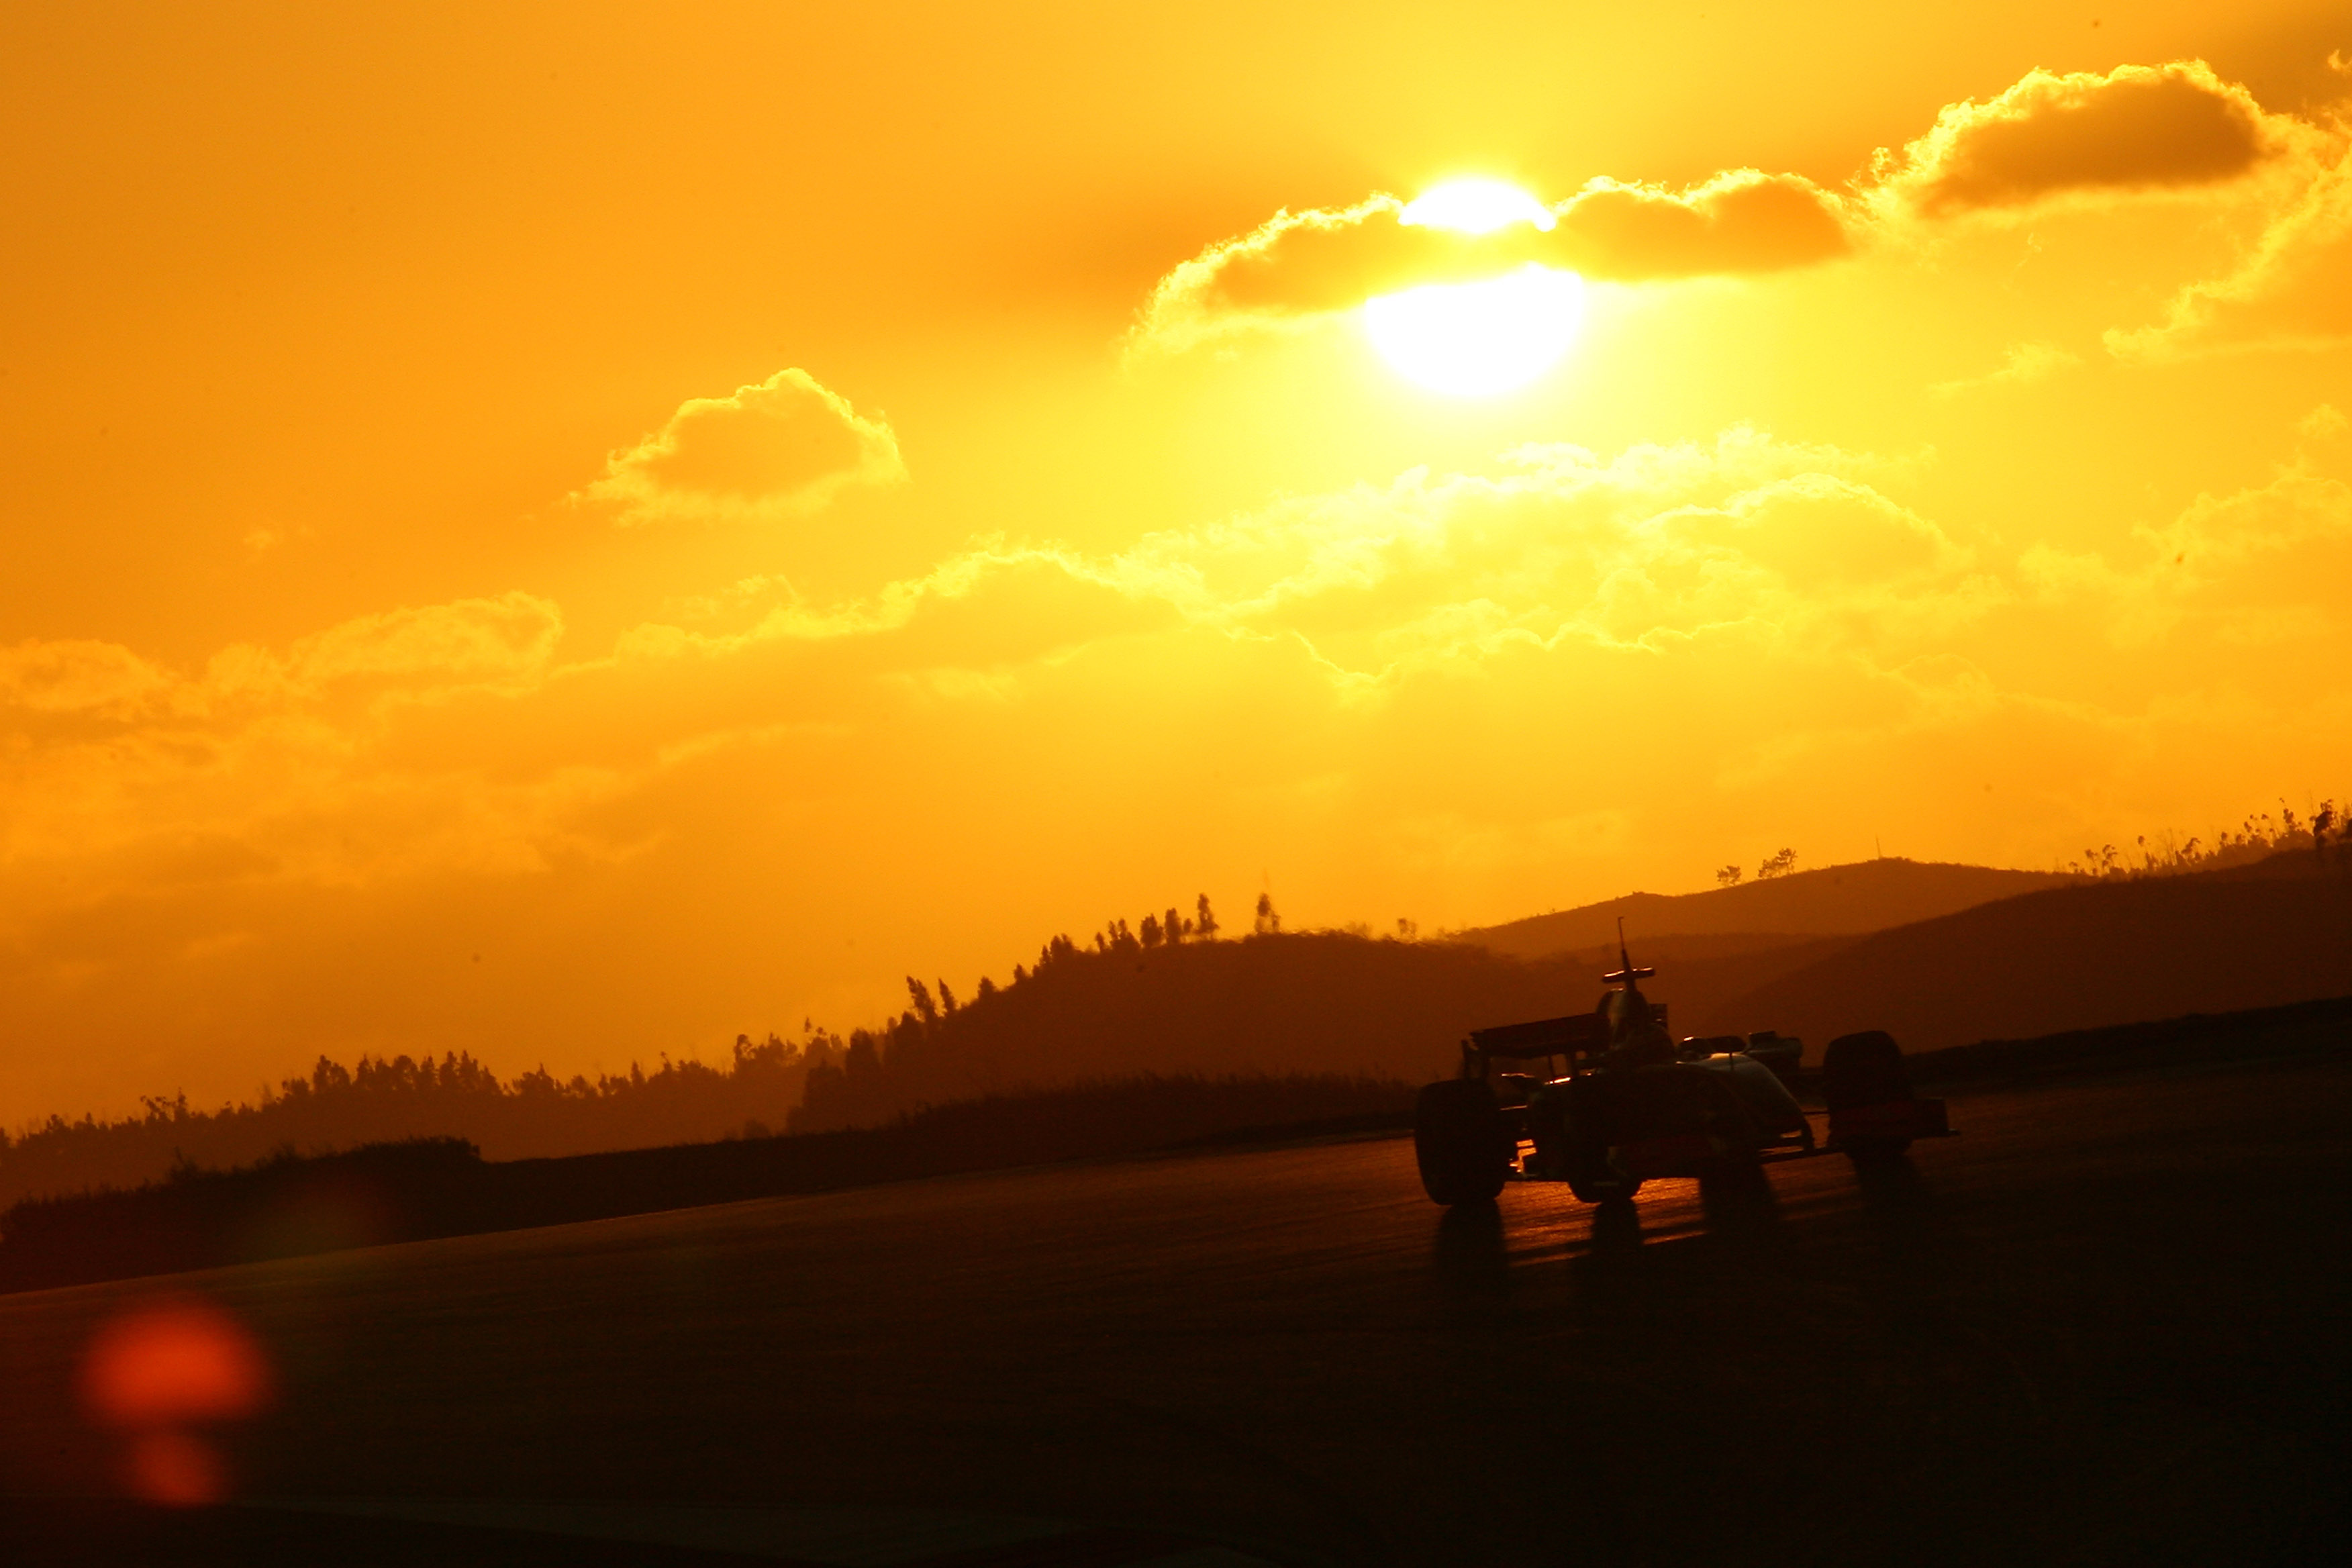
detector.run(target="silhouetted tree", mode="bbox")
[1195,893,1218,940]
[1165,906,1184,944]
[1139,913,1163,948]
[1757,848,1798,880]
[936,979,958,1014]
[1716,864,1744,887]
[1254,893,1281,934]
[905,977,940,1026]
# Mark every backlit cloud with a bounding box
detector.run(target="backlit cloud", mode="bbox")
[1134,175,1853,350]
[1550,170,1853,281]
[1883,62,2280,217]
[2107,125,2352,358]
[1136,60,2333,355]
[580,368,905,525]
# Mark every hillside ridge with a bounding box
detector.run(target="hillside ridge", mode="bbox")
[1457,856,2071,958]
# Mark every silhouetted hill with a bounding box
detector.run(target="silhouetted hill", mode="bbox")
[1576,934,1862,1036]
[1685,854,2352,1056]
[1459,857,2071,959]
[791,932,1597,1131]
[12,849,2337,1204]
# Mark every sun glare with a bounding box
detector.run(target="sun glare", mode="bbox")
[1400,179,1556,235]
[1369,179,1579,396]
[1365,265,1585,397]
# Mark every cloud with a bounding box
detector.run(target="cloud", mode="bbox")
[0,640,175,720]
[1082,430,1990,683]
[2021,459,2352,645]
[0,594,573,878]
[207,593,565,705]
[703,428,1979,695]
[1882,61,2282,217]
[580,368,904,524]
[1549,170,1854,280]
[1134,59,2333,356]
[1929,341,2084,397]
[2104,124,2352,358]
[1133,175,1853,351]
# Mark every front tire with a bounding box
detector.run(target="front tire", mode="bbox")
[1822,1030,1909,1108]
[1414,1079,1510,1206]
[1823,1030,1916,1167]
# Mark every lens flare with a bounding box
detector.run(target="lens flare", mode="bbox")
[81,1298,274,1506]
[1364,264,1585,396]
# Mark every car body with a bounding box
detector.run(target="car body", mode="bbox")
[1414,933,1950,1207]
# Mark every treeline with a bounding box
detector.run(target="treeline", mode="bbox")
[0,1035,830,1210]
[1706,796,2346,891]
[2061,797,2345,879]
[0,1071,1418,1293]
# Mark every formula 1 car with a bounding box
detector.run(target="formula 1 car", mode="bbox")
[1413,926,1951,1206]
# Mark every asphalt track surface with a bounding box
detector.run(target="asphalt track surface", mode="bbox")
[4,1055,2351,1565]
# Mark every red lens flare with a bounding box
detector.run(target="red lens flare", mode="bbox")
[79,1297,274,1506]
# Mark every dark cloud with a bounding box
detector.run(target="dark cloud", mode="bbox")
[1892,62,2278,216]
[1546,171,1852,281]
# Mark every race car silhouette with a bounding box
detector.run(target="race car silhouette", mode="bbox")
[1414,924,1951,1206]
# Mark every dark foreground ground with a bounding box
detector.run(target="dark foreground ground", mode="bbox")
[4,1055,2350,1566]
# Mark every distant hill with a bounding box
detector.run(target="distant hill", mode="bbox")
[791,934,1598,1131]
[799,849,2341,1133]
[1457,857,2071,959]
[15,852,2342,1189]
[1680,854,2352,1057]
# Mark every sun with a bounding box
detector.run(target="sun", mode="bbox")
[1398,178,1555,236]
[1366,179,1583,397]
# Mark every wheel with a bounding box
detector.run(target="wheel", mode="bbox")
[1701,1146,1771,1196]
[1548,1076,1639,1204]
[1821,1030,1909,1112]
[1824,1030,1914,1167]
[1414,1079,1510,1206]
[1563,1153,1642,1205]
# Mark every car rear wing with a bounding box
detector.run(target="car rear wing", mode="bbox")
[1463,1003,1669,1073]
[1469,1014,1608,1059]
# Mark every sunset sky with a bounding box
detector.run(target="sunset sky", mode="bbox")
[5,1,2349,1119]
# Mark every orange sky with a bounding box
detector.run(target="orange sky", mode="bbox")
[4,1,2349,1119]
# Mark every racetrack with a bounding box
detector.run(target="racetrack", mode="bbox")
[5,1056,2351,1565]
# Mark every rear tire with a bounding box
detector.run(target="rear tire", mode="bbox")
[1822,1030,1909,1110]
[1702,1144,1769,1191]
[1564,1161,1642,1205]
[1414,1079,1510,1206]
